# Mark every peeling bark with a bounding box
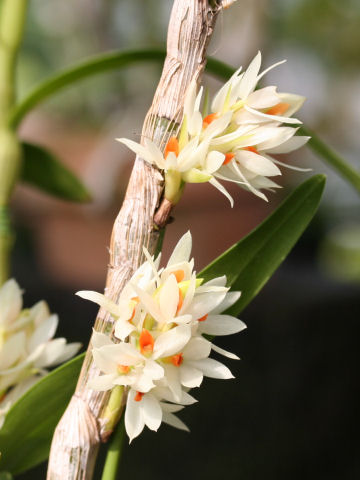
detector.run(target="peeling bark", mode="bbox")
[46,1,235,478]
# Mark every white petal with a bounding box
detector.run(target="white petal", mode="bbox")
[91,330,113,348]
[125,390,145,442]
[235,150,281,177]
[209,178,234,207]
[247,86,280,109]
[189,358,234,379]
[162,412,189,432]
[0,331,26,370]
[198,314,246,336]
[257,126,297,151]
[237,51,262,99]
[244,105,302,124]
[0,279,22,327]
[211,343,240,360]
[266,135,310,154]
[114,319,135,341]
[179,365,203,388]
[142,393,162,431]
[205,151,225,174]
[29,300,50,327]
[159,274,179,321]
[202,276,227,287]
[163,365,182,402]
[144,359,164,381]
[223,161,268,201]
[212,291,241,314]
[277,92,306,117]
[183,337,211,360]
[88,373,117,391]
[53,342,81,364]
[131,374,155,393]
[144,138,166,168]
[167,231,192,266]
[272,158,312,172]
[188,111,203,137]
[154,325,191,359]
[176,136,201,171]
[76,291,122,317]
[202,111,232,140]
[160,403,185,414]
[117,137,163,168]
[212,82,231,113]
[257,59,287,83]
[33,338,68,368]
[92,347,118,374]
[152,386,197,405]
[131,284,164,323]
[186,291,227,319]
[28,314,58,353]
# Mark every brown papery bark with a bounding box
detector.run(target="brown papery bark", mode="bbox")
[46,1,237,479]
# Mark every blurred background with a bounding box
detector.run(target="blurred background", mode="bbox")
[8,0,360,478]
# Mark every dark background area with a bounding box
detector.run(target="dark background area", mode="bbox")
[15,220,360,480]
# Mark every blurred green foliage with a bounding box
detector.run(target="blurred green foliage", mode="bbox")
[269,0,360,70]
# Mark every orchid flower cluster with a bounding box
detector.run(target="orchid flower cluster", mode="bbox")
[118,51,310,206]
[0,280,81,427]
[77,232,245,442]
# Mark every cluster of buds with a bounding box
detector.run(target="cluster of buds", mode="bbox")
[0,280,81,427]
[78,232,245,442]
[118,52,310,206]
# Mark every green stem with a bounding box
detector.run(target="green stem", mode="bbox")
[0,206,12,284]
[0,0,27,284]
[299,125,360,194]
[101,418,126,480]
[0,0,28,120]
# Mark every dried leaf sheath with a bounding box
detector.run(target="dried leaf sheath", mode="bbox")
[47,1,232,479]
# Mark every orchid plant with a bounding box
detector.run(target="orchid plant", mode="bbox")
[0,1,357,480]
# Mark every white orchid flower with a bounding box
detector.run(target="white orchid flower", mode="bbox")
[0,279,81,427]
[81,231,244,442]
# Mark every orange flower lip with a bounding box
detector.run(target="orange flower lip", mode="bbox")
[176,288,183,314]
[117,364,130,374]
[134,391,144,402]
[223,153,235,165]
[203,112,219,129]
[244,146,259,155]
[139,329,154,355]
[171,353,184,367]
[173,269,185,283]
[164,136,179,158]
[266,102,290,116]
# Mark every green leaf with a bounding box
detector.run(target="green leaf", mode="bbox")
[199,175,326,316]
[8,46,233,130]
[9,48,167,129]
[21,142,91,202]
[0,353,85,475]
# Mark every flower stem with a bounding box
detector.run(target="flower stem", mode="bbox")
[299,125,360,195]
[0,0,27,284]
[101,418,125,480]
[0,206,13,285]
